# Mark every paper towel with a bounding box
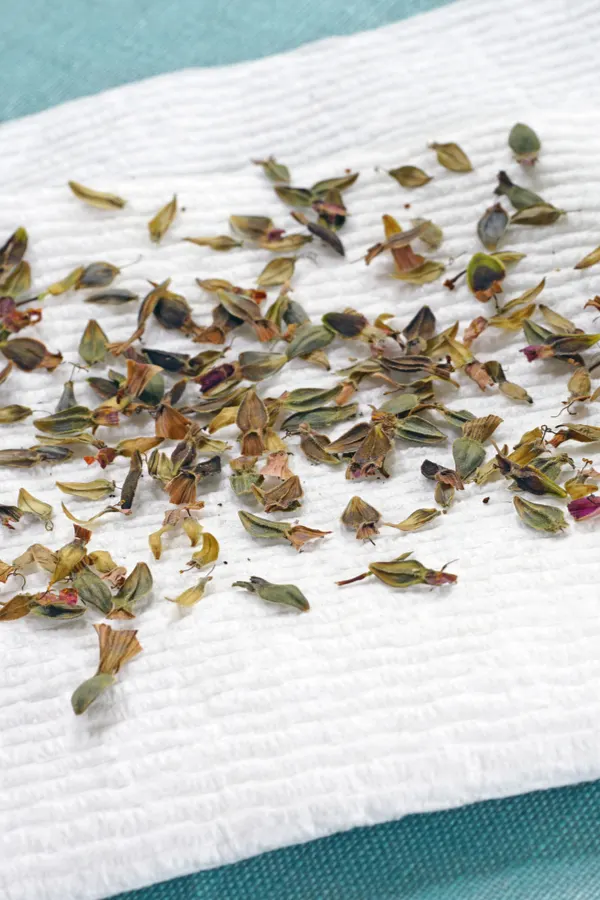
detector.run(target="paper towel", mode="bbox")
[2,1,600,898]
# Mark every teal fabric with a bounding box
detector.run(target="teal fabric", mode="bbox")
[112,780,600,900]
[2,0,445,122]
[6,2,599,899]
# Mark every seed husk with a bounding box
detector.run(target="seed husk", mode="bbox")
[148,195,177,242]
[257,257,295,287]
[508,123,541,165]
[452,436,486,480]
[233,576,309,612]
[1,337,62,372]
[387,166,432,188]
[430,142,472,172]
[337,551,457,587]
[79,319,108,366]
[341,495,381,540]
[494,171,545,210]
[575,246,600,270]
[17,488,53,529]
[513,496,567,533]
[0,405,32,424]
[85,289,138,305]
[110,562,153,618]
[253,156,290,183]
[167,575,213,607]
[184,236,242,251]
[384,508,441,532]
[477,203,509,250]
[510,204,565,226]
[71,624,141,714]
[0,227,28,277]
[238,510,330,551]
[68,181,126,210]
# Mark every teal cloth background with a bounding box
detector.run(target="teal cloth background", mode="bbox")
[2,0,444,122]
[3,1,598,898]
[112,781,600,900]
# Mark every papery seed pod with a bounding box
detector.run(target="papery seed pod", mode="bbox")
[233,576,309,612]
[387,165,432,188]
[384,508,441,532]
[430,142,472,172]
[1,337,62,372]
[513,496,566,533]
[252,475,303,513]
[252,156,290,184]
[110,562,153,618]
[494,171,545,210]
[148,195,177,242]
[76,262,121,289]
[71,624,142,714]
[341,495,381,540]
[73,568,114,615]
[311,173,359,196]
[337,551,457,587]
[68,181,126,210]
[510,204,565,226]
[167,574,213,607]
[257,257,296,287]
[477,203,509,250]
[452,436,486,480]
[466,252,506,302]
[508,123,541,165]
[0,227,28,277]
[79,319,108,366]
[0,404,32,424]
[85,288,138,305]
[184,236,242,251]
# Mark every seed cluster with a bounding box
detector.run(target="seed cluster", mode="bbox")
[2,124,600,714]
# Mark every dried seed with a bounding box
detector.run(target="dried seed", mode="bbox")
[430,142,472,172]
[79,319,108,365]
[510,204,565,226]
[337,551,457,587]
[513,496,566,533]
[68,181,126,210]
[17,488,53,529]
[253,156,290,183]
[508,123,541,165]
[167,575,212,607]
[76,262,121,289]
[148,195,177,242]
[233,576,309,612]
[452,436,486,480]
[71,624,141,714]
[184,236,242,251]
[257,257,295,287]
[0,405,32,424]
[387,166,432,188]
[275,186,313,207]
[477,203,509,250]
[494,171,545,210]
[384,508,441,532]
[341,495,381,540]
[85,289,138,305]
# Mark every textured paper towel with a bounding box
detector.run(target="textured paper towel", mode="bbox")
[3,1,600,898]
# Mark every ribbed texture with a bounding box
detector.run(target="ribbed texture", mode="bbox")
[112,779,600,900]
[2,2,600,899]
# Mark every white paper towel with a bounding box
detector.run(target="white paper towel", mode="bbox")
[3,1,600,898]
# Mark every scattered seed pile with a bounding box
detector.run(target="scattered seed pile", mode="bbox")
[2,124,600,714]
